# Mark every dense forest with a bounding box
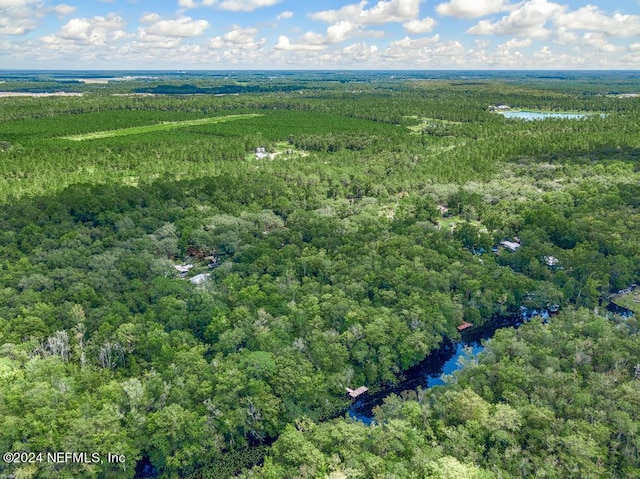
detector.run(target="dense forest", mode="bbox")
[0,71,639,478]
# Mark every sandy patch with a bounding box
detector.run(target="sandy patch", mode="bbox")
[78,79,109,84]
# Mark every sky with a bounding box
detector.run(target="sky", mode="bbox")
[1,0,639,70]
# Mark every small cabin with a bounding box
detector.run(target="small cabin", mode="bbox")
[346,386,369,399]
[500,240,521,252]
[457,322,473,332]
[189,273,210,285]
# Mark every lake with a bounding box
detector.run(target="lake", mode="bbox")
[500,111,593,120]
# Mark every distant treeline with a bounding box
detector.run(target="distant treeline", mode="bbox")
[134,83,307,95]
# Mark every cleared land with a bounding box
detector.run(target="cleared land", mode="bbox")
[612,290,640,315]
[60,114,262,141]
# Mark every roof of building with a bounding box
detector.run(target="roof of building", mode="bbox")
[346,386,369,398]
[189,273,210,285]
[457,322,473,332]
[174,264,193,273]
[500,241,521,251]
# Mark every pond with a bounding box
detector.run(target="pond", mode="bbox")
[500,110,596,120]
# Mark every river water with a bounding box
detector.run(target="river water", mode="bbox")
[607,301,635,317]
[347,301,639,424]
[347,309,552,424]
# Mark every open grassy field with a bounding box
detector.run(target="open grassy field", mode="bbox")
[612,290,640,314]
[60,113,262,141]
[0,105,413,202]
[437,215,483,230]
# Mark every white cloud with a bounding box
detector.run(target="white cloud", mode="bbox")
[0,0,75,35]
[554,6,640,38]
[403,17,437,34]
[223,27,257,44]
[311,0,421,25]
[305,0,422,51]
[326,21,356,43]
[553,27,577,45]
[277,10,293,20]
[342,41,378,62]
[311,1,365,23]
[467,0,566,39]
[498,37,532,49]
[27,8,272,67]
[2,0,640,69]
[303,20,357,45]
[52,3,75,15]
[467,1,640,46]
[203,25,266,61]
[0,3,38,35]
[208,36,223,49]
[0,0,38,6]
[58,18,94,40]
[139,15,209,38]
[580,32,624,53]
[140,13,161,24]
[390,35,441,50]
[0,18,33,35]
[274,34,326,51]
[382,34,443,62]
[529,45,584,69]
[216,0,282,12]
[436,0,512,19]
[54,14,128,45]
[221,26,265,48]
[178,0,281,10]
[271,40,379,67]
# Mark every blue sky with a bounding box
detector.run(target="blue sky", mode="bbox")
[1,0,639,69]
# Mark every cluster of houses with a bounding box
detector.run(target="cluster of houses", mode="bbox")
[174,264,210,285]
[499,242,561,270]
[173,254,219,285]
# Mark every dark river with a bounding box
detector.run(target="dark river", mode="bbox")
[348,300,638,424]
[606,301,635,317]
[137,303,634,476]
[348,308,551,424]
